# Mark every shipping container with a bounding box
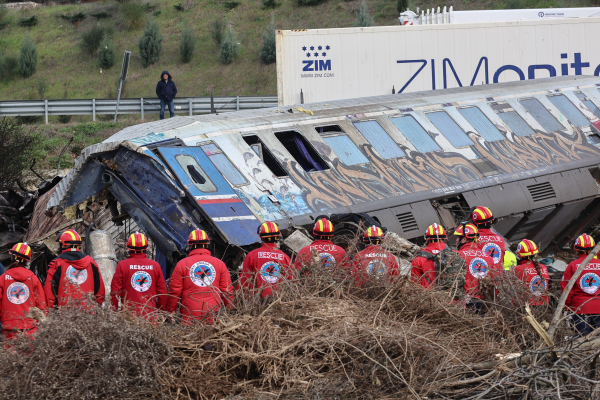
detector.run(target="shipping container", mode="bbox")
[276,18,600,106]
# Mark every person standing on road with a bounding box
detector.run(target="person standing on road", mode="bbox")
[156,71,177,120]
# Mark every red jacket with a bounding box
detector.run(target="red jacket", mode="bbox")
[167,248,233,323]
[238,243,294,297]
[294,239,350,269]
[44,250,105,308]
[458,242,498,300]
[411,241,446,288]
[477,228,506,267]
[352,245,400,287]
[514,260,549,306]
[561,254,600,314]
[0,266,47,331]
[110,253,167,316]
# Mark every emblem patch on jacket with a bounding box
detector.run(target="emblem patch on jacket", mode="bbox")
[260,262,281,284]
[580,272,600,294]
[131,271,152,292]
[190,262,216,287]
[66,265,88,285]
[529,276,547,295]
[320,252,335,268]
[482,243,502,264]
[7,282,30,305]
[469,258,488,279]
[367,260,386,276]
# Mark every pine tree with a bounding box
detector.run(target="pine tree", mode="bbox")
[259,18,276,64]
[138,19,163,68]
[355,0,374,27]
[98,34,115,69]
[19,35,38,78]
[179,21,195,63]
[220,26,239,65]
[397,0,408,14]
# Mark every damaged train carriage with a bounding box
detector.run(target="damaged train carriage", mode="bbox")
[44,76,600,278]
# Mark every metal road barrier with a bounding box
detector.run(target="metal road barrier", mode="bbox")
[0,96,278,124]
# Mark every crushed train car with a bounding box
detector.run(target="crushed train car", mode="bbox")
[37,76,600,278]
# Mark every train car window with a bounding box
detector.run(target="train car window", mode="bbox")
[519,98,565,132]
[457,106,505,142]
[316,125,369,166]
[489,102,535,137]
[389,115,441,153]
[425,111,474,148]
[242,135,288,177]
[353,120,406,159]
[547,94,591,128]
[175,155,218,193]
[575,91,600,120]
[199,142,249,186]
[274,131,330,172]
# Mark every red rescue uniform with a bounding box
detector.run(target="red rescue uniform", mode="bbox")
[0,266,47,340]
[411,241,446,288]
[167,248,233,324]
[238,242,293,297]
[477,228,506,268]
[352,245,400,287]
[110,253,167,317]
[458,242,498,300]
[44,250,105,308]
[294,239,350,270]
[514,260,549,306]
[561,255,600,314]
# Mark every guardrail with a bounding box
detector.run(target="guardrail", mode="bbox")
[0,96,279,124]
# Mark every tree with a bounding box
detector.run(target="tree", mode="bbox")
[0,118,39,190]
[355,0,374,27]
[397,0,408,14]
[98,34,115,69]
[220,26,239,65]
[19,35,38,78]
[179,21,195,63]
[138,19,163,68]
[259,18,276,64]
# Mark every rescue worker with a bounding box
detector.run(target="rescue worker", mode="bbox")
[561,234,600,336]
[110,232,167,317]
[44,230,105,308]
[352,226,399,287]
[238,222,293,298]
[0,243,47,341]
[411,223,447,288]
[294,217,350,270]
[514,239,549,306]
[454,223,497,312]
[504,250,518,271]
[471,206,506,268]
[167,230,233,324]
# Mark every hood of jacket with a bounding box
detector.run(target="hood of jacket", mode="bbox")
[5,266,34,282]
[57,251,93,270]
[160,70,172,80]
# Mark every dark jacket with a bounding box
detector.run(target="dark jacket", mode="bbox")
[156,71,177,101]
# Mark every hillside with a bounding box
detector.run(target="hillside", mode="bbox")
[0,0,594,102]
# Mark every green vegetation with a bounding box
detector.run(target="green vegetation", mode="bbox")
[19,35,37,78]
[0,118,39,189]
[138,19,163,68]
[60,12,86,24]
[19,15,38,27]
[210,18,226,45]
[259,18,276,64]
[81,26,112,57]
[179,21,195,63]
[220,26,240,64]
[121,0,147,30]
[355,0,373,27]
[98,34,116,69]
[397,0,408,13]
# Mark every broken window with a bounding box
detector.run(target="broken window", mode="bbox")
[575,92,600,120]
[175,155,217,192]
[389,115,441,153]
[519,98,565,132]
[547,94,591,128]
[426,111,474,148]
[242,135,288,177]
[316,125,369,166]
[353,120,406,159]
[457,106,505,142]
[489,102,536,137]
[274,131,329,172]
[199,142,248,186]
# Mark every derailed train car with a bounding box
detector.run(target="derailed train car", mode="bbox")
[45,76,600,277]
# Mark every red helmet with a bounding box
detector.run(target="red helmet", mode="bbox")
[258,221,281,239]
[471,206,493,225]
[453,223,478,240]
[188,229,210,245]
[517,239,538,258]
[424,223,446,240]
[313,218,334,237]
[574,234,595,251]
[58,229,82,247]
[9,242,32,262]
[127,231,148,251]
[363,225,385,243]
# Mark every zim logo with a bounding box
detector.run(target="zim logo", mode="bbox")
[579,272,600,295]
[301,45,332,72]
[260,261,281,284]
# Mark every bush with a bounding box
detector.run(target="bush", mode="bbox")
[355,0,373,27]
[90,11,111,19]
[397,0,408,13]
[223,1,239,9]
[3,55,18,77]
[210,18,226,45]
[122,0,146,30]
[0,118,39,189]
[0,21,8,30]
[262,0,279,8]
[220,26,239,65]
[81,26,111,57]
[0,0,7,23]
[297,0,327,6]
[505,0,523,8]
[35,78,48,98]
[138,19,163,68]
[259,19,276,64]
[19,35,38,78]
[98,34,115,69]
[179,22,195,63]
[60,12,86,24]
[19,15,38,27]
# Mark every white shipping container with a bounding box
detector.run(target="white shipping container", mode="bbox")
[275,18,600,106]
